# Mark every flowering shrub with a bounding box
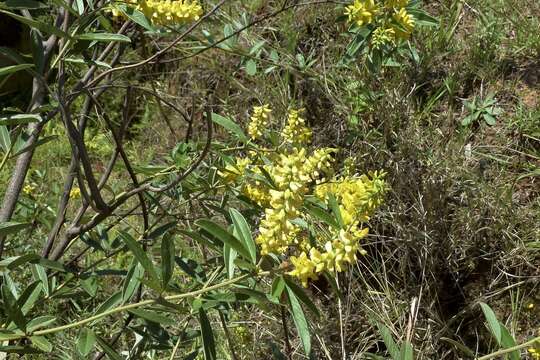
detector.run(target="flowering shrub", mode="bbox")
[342,0,437,70]
[219,105,387,286]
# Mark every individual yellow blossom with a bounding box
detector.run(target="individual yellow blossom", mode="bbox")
[248,104,272,140]
[23,184,36,196]
[371,26,396,49]
[111,0,202,27]
[70,187,81,198]
[385,0,408,9]
[344,0,379,27]
[218,157,250,184]
[529,347,540,360]
[281,109,312,146]
[527,303,535,309]
[392,8,415,40]
[289,252,318,287]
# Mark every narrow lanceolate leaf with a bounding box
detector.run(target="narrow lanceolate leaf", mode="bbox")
[1,284,27,332]
[223,243,237,279]
[30,336,52,352]
[480,302,502,344]
[211,113,248,141]
[376,323,399,360]
[500,324,520,360]
[122,260,143,302]
[95,336,123,360]
[115,4,155,31]
[77,328,96,356]
[128,309,176,325]
[285,284,311,356]
[0,113,42,126]
[0,10,71,38]
[196,219,251,260]
[229,209,256,263]
[119,231,159,286]
[400,341,414,360]
[26,316,56,332]
[0,63,34,77]
[283,276,319,317]
[0,222,31,237]
[198,308,216,360]
[161,234,175,288]
[1,0,48,9]
[76,33,131,43]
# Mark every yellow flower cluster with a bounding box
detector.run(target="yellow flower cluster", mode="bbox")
[288,172,386,286]
[248,105,272,140]
[345,0,416,45]
[23,184,37,196]
[70,187,81,199]
[345,0,379,27]
[281,109,312,146]
[218,104,386,286]
[110,0,202,27]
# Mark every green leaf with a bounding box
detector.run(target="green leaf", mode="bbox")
[119,231,159,286]
[77,328,96,356]
[196,219,251,260]
[327,193,344,229]
[94,291,122,316]
[76,33,131,43]
[0,253,39,270]
[128,309,176,325]
[1,0,48,9]
[407,8,439,27]
[0,10,71,38]
[480,302,502,344]
[400,341,414,360]
[500,325,520,360]
[0,113,42,126]
[245,59,257,76]
[271,276,285,300]
[376,323,400,360]
[483,113,496,126]
[30,264,49,297]
[27,316,56,332]
[0,222,30,236]
[229,209,256,263]
[283,276,319,317]
[211,113,248,141]
[198,308,216,360]
[0,331,21,341]
[161,234,175,288]
[223,243,237,279]
[115,4,155,31]
[0,125,10,151]
[440,337,475,357]
[11,135,58,157]
[30,336,52,352]
[122,260,143,302]
[285,284,311,356]
[0,64,34,77]
[305,203,339,229]
[95,335,123,360]
[1,284,27,332]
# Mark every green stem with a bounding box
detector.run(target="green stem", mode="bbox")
[476,335,540,360]
[14,273,250,339]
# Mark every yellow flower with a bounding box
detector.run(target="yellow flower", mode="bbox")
[23,184,36,196]
[385,0,408,8]
[344,0,379,27]
[70,187,81,198]
[289,252,318,287]
[111,0,202,27]
[218,157,250,184]
[248,104,272,140]
[392,8,415,39]
[371,26,396,48]
[281,109,312,146]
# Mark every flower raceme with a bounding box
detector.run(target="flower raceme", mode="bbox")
[110,0,202,27]
[218,104,387,286]
[345,0,416,46]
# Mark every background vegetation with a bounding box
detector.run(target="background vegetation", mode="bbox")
[0,0,538,359]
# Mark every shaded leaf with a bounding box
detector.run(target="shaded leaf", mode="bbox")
[196,219,251,260]
[77,328,96,356]
[128,309,176,325]
[119,231,159,286]
[229,209,256,263]
[198,308,216,360]
[211,113,248,141]
[480,302,502,344]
